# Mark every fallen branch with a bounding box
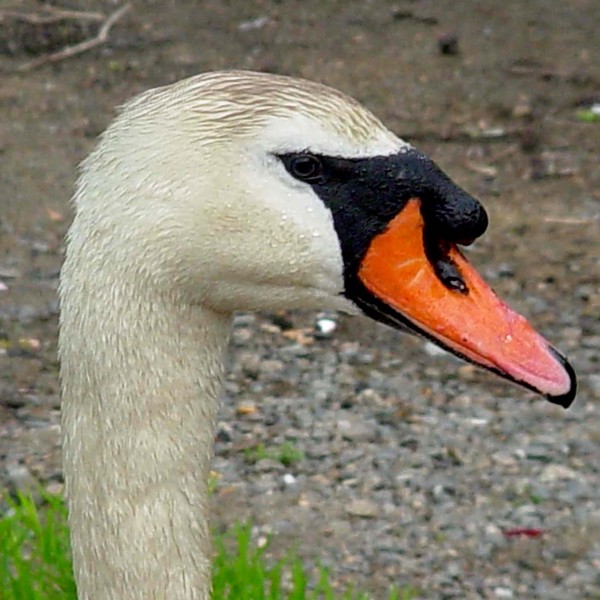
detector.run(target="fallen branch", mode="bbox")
[464,161,498,178]
[508,64,565,79]
[508,64,596,86]
[16,3,130,72]
[0,6,105,25]
[404,127,520,145]
[543,217,596,225]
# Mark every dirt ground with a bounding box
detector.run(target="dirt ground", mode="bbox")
[1,0,599,597]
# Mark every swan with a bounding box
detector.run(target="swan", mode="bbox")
[59,70,576,600]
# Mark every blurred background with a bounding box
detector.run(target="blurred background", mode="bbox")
[1,1,599,597]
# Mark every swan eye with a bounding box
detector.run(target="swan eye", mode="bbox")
[286,154,324,183]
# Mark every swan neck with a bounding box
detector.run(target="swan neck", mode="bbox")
[60,269,231,599]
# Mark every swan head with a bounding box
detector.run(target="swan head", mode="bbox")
[70,70,576,406]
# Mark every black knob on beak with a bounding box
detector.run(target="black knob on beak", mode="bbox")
[407,152,488,245]
[424,187,488,246]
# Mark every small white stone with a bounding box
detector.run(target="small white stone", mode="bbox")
[238,16,269,31]
[283,473,296,486]
[540,464,578,482]
[423,341,449,357]
[316,318,336,336]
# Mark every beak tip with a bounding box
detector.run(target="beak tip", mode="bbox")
[546,386,576,409]
[544,347,577,408]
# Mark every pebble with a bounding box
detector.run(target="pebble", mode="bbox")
[539,464,578,482]
[337,418,378,442]
[5,461,37,491]
[345,499,379,518]
[282,473,296,486]
[423,341,449,357]
[492,451,518,467]
[314,315,337,338]
[0,386,26,408]
[254,458,284,473]
[457,365,477,381]
[16,304,43,323]
[236,400,257,415]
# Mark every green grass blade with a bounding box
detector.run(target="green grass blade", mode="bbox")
[1,492,416,600]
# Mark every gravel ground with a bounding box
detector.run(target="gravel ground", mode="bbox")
[1,1,599,598]
[3,295,599,598]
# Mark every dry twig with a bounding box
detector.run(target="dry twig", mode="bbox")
[0,5,105,25]
[543,217,596,225]
[15,3,130,72]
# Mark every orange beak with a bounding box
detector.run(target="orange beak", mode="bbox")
[358,199,576,406]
